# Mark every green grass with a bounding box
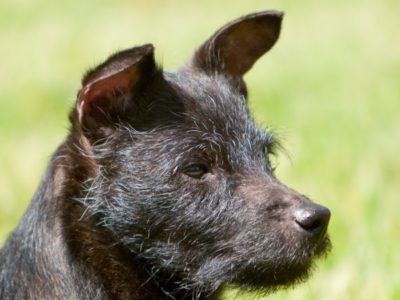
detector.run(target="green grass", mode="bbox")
[1,0,399,299]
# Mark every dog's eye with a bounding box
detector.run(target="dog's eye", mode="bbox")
[183,164,208,179]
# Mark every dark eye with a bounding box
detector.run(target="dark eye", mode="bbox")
[183,164,208,179]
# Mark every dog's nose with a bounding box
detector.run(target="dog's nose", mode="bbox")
[293,204,330,238]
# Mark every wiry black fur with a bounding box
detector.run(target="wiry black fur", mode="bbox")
[0,11,330,300]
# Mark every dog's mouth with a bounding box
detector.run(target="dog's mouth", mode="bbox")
[228,234,332,292]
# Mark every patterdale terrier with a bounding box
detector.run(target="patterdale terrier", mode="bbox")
[0,11,331,300]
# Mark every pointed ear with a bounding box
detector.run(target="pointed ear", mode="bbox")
[188,11,283,78]
[75,44,158,134]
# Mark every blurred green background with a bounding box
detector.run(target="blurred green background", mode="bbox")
[1,0,399,299]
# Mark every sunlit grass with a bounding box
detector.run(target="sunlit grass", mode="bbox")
[1,0,399,299]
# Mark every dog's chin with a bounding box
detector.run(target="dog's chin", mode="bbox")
[234,235,332,293]
[236,260,314,293]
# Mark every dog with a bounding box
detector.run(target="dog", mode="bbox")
[0,11,331,300]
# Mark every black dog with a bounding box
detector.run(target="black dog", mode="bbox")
[0,11,331,300]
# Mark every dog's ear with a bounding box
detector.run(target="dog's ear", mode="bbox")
[188,11,283,81]
[75,44,158,135]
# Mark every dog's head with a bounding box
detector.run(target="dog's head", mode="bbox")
[70,11,331,297]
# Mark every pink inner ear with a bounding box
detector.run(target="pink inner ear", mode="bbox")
[77,92,86,123]
[76,44,157,133]
[75,44,156,128]
[77,67,139,124]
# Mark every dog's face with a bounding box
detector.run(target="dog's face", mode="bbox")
[71,11,331,296]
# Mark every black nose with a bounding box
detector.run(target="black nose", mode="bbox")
[294,204,331,237]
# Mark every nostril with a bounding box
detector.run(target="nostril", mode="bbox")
[294,204,331,235]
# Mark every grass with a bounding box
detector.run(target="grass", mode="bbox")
[1,0,399,299]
